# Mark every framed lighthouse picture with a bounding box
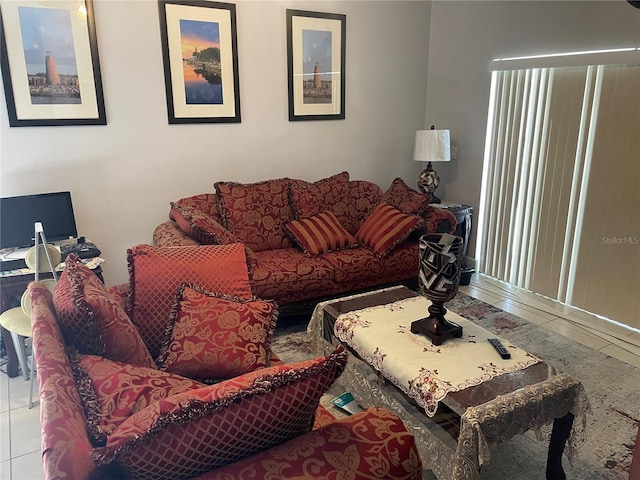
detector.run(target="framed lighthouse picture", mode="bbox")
[286,9,345,121]
[0,0,106,126]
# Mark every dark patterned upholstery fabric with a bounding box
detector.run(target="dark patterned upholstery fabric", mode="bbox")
[381,177,432,214]
[70,352,206,446]
[30,283,97,480]
[357,202,422,257]
[93,348,348,479]
[289,171,357,234]
[154,175,457,308]
[170,194,221,222]
[171,204,237,246]
[284,211,358,256]
[349,179,384,230]
[324,242,420,285]
[31,278,422,480]
[127,244,253,358]
[200,407,422,480]
[424,205,457,234]
[153,221,201,247]
[54,255,155,368]
[251,248,336,304]
[157,285,277,381]
[215,178,294,252]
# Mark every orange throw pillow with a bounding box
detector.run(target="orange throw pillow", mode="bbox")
[127,244,253,358]
[357,202,421,257]
[285,211,358,256]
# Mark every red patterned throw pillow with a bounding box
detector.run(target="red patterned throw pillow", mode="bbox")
[157,284,277,381]
[381,177,432,214]
[170,203,237,246]
[284,211,358,256]
[215,178,294,252]
[170,204,260,269]
[127,244,253,358]
[68,351,206,446]
[170,194,220,220]
[54,255,155,368]
[93,346,348,480]
[290,171,357,234]
[357,202,422,257]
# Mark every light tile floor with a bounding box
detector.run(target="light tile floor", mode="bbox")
[1,273,638,479]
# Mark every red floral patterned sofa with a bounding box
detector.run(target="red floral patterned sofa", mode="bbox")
[30,244,422,480]
[154,172,456,307]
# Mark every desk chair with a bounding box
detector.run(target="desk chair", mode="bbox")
[0,223,60,408]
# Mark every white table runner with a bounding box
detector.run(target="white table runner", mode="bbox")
[334,295,540,416]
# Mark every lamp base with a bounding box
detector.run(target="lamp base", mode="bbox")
[410,316,463,346]
[417,162,439,195]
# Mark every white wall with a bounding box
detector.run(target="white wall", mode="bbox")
[0,0,431,285]
[425,0,640,260]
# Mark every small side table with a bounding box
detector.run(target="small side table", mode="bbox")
[432,203,475,285]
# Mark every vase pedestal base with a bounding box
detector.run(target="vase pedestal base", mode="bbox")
[410,316,463,346]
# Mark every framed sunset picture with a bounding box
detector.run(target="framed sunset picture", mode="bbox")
[158,0,240,124]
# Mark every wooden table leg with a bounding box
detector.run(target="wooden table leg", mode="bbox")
[546,412,574,480]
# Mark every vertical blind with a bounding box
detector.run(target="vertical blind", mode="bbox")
[477,63,640,330]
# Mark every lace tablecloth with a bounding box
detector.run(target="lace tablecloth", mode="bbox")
[333,295,540,416]
[308,286,591,480]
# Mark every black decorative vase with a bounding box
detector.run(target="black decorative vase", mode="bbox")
[411,233,464,345]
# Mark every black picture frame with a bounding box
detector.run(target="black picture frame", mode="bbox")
[0,0,106,127]
[286,9,346,121]
[158,0,240,124]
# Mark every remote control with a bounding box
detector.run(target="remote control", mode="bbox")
[488,338,511,359]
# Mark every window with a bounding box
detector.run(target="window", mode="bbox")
[477,54,639,330]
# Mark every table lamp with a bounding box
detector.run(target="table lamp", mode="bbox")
[411,233,464,345]
[413,126,451,203]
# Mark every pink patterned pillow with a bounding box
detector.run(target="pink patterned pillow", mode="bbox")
[54,255,155,368]
[68,351,206,446]
[127,244,253,359]
[284,211,358,256]
[290,172,357,234]
[357,202,422,257]
[157,284,277,381]
[380,177,432,215]
[215,178,294,252]
[93,347,348,479]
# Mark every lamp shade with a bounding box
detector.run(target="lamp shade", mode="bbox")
[413,129,451,163]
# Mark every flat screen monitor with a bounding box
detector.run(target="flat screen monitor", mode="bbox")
[0,191,78,249]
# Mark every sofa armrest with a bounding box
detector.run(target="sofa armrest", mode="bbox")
[30,282,96,480]
[153,221,201,247]
[423,205,457,234]
[198,407,422,480]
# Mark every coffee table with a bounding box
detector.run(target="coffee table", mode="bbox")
[307,286,590,480]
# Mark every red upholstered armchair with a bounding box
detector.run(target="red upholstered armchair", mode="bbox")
[30,244,422,480]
